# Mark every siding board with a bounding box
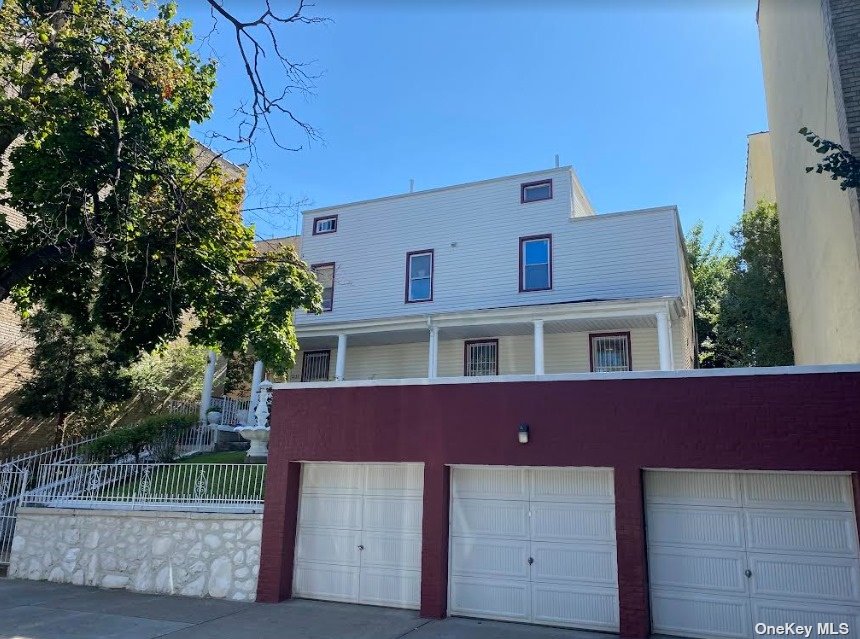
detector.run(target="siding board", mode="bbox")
[295,169,683,326]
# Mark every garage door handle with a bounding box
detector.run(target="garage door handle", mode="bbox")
[744,569,752,578]
[358,545,364,551]
[528,557,534,565]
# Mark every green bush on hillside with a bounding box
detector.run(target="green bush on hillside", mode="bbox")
[84,414,197,463]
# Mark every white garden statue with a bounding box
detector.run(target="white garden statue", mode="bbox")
[234,380,272,461]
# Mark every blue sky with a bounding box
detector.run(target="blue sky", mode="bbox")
[181,1,767,245]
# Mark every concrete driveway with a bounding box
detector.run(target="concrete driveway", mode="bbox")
[0,578,618,639]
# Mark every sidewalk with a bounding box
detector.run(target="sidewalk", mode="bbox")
[0,578,616,639]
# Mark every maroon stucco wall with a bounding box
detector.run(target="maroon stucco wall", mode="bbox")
[258,371,860,638]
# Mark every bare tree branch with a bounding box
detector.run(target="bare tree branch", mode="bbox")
[204,0,328,151]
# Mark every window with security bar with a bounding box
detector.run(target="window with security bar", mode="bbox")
[464,340,499,376]
[301,350,331,381]
[590,333,631,372]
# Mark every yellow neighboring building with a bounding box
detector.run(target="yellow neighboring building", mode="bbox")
[743,131,776,212]
[756,0,860,365]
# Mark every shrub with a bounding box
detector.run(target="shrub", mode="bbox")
[84,414,197,463]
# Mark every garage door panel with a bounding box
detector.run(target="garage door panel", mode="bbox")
[648,547,748,595]
[752,599,860,633]
[452,467,529,501]
[450,498,529,539]
[450,537,530,580]
[360,531,422,571]
[358,567,420,608]
[745,509,859,556]
[645,471,741,507]
[362,496,423,534]
[530,503,615,543]
[449,576,531,622]
[530,468,613,503]
[748,554,860,604]
[532,541,617,587]
[298,494,362,530]
[295,529,361,566]
[365,464,423,497]
[650,589,752,639]
[294,463,423,610]
[743,473,854,510]
[647,504,745,550]
[293,562,360,602]
[301,463,365,495]
[647,471,860,639]
[531,583,619,631]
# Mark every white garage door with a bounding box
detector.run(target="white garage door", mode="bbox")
[293,463,423,609]
[449,466,618,631]
[646,471,860,639]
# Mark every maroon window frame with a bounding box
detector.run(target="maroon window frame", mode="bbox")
[519,234,553,292]
[311,262,335,312]
[520,179,553,204]
[312,215,338,235]
[301,350,331,382]
[405,249,434,303]
[463,339,500,376]
[588,331,633,372]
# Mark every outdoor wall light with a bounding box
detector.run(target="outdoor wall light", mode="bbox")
[518,423,529,444]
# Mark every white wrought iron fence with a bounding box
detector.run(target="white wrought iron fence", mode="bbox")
[172,422,217,458]
[0,464,29,565]
[166,396,251,426]
[25,463,266,513]
[0,434,100,492]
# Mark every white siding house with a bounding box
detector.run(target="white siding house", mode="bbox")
[287,167,695,382]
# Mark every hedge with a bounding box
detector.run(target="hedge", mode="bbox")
[84,413,198,463]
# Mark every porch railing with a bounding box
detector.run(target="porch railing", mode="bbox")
[24,462,266,513]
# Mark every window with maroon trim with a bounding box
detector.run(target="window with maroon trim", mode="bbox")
[519,235,552,292]
[464,339,499,377]
[311,263,334,311]
[589,333,632,372]
[301,350,331,381]
[406,250,433,303]
[521,179,552,203]
[313,215,338,235]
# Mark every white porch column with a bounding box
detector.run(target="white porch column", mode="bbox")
[335,334,348,381]
[533,319,545,375]
[656,311,674,371]
[428,326,439,379]
[198,350,217,424]
[247,360,264,423]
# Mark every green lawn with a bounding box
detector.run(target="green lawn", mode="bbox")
[103,452,265,502]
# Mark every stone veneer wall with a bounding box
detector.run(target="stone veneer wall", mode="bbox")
[9,507,262,601]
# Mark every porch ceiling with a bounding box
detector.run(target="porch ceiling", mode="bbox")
[297,314,658,351]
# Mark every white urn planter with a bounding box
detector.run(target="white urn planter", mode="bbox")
[234,426,269,459]
[206,410,222,426]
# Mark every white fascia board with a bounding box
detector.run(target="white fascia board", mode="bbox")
[294,297,679,339]
[271,363,860,391]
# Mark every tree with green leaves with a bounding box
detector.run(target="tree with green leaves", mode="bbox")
[17,309,131,443]
[0,0,322,381]
[684,222,733,367]
[799,127,860,191]
[717,201,794,367]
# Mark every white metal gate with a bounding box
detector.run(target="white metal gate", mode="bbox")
[0,464,29,566]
